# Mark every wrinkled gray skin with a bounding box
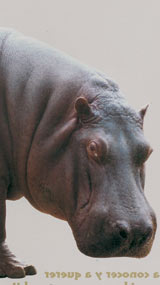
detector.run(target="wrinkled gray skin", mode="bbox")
[0,28,157,278]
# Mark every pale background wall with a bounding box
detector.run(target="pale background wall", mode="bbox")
[0,0,159,285]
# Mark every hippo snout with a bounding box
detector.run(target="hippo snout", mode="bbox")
[72,212,156,258]
[105,219,154,255]
[104,220,153,248]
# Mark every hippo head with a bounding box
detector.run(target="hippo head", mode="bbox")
[28,77,157,259]
[63,82,156,259]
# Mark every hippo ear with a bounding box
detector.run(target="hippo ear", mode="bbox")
[139,104,149,120]
[75,97,92,117]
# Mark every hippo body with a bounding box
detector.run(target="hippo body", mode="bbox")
[0,28,156,278]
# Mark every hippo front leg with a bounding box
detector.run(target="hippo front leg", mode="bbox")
[0,196,36,278]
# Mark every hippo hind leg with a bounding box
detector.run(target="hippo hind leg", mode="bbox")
[0,180,36,278]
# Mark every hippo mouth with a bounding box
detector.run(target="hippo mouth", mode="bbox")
[75,227,155,258]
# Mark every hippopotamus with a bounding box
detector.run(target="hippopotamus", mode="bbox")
[0,28,157,278]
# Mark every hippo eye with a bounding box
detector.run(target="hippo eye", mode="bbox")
[87,141,98,159]
[87,139,107,163]
[89,141,97,152]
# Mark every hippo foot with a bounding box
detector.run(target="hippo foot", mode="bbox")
[0,242,37,278]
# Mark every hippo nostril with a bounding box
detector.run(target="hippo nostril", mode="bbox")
[119,229,128,239]
[129,224,153,249]
[116,221,130,240]
[129,240,136,249]
[138,225,153,246]
[138,235,147,246]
